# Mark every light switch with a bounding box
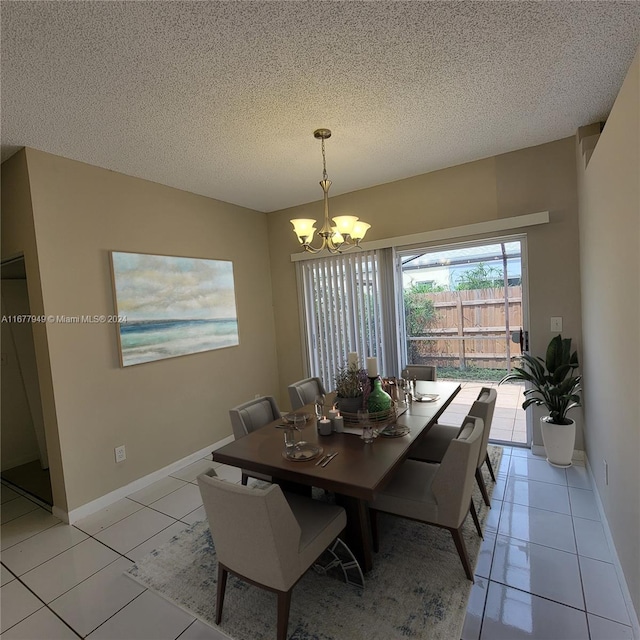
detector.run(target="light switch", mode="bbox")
[550,317,563,332]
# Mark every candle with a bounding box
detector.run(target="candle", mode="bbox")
[328,408,339,421]
[367,356,378,377]
[318,417,332,436]
[347,352,358,369]
[332,414,344,433]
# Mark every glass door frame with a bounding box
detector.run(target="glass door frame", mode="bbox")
[394,233,532,448]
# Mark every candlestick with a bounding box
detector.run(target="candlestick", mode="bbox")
[318,418,332,436]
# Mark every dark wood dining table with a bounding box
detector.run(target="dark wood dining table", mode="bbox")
[212,380,461,573]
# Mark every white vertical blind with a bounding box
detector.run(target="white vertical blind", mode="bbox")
[297,250,386,390]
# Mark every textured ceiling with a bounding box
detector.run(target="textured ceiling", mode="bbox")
[2,1,639,212]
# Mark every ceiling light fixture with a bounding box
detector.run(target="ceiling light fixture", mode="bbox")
[291,128,370,254]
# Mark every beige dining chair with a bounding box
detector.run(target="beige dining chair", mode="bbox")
[369,415,484,581]
[229,395,281,485]
[401,364,437,381]
[287,376,326,410]
[409,387,497,507]
[197,471,347,640]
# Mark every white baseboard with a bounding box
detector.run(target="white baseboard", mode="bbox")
[62,435,235,525]
[585,455,640,639]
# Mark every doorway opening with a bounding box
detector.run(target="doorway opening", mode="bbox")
[1,256,53,505]
[398,237,529,445]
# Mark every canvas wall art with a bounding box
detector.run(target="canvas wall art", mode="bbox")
[110,252,239,366]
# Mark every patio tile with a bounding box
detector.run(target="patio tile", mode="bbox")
[491,417,516,430]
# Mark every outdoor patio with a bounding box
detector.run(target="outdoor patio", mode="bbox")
[438,380,526,444]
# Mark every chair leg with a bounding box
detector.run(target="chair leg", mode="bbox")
[241,473,248,486]
[215,564,228,624]
[485,452,496,482]
[370,508,379,553]
[449,527,474,582]
[469,500,483,539]
[475,468,491,507]
[276,589,292,640]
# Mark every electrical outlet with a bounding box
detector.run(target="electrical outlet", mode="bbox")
[115,445,126,463]
[603,459,609,485]
[550,316,563,332]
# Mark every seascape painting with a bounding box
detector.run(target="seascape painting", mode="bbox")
[110,252,239,366]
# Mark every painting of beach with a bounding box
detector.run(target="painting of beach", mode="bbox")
[110,252,239,366]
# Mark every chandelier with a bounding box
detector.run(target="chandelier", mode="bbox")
[290,129,371,254]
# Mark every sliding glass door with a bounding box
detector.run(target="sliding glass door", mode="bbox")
[396,236,530,445]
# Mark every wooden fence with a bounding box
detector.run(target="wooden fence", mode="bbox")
[408,286,522,370]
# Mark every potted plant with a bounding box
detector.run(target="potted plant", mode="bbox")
[334,363,369,415]
[500,334,582,467]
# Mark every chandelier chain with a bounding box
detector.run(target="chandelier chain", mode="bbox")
[321,137,328,181]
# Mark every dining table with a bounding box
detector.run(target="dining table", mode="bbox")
[212,380,461,573]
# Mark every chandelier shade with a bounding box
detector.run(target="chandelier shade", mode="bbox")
[290,129,371,254]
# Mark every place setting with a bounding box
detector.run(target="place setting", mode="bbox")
[280,412,325,462]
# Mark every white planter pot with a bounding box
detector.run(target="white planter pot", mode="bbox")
[540,417,575,468]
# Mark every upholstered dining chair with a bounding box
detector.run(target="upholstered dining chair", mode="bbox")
[401,364,437,381]
[229,395,281,485]
[197,471,347,640]
[369,415,484,581]
[287,376,326,410]
[409,387,497,507]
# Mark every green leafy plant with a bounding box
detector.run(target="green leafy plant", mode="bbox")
[404,283,440,337]
[500,334,582,424]
[403,282,442,363]
[454,263,504,290]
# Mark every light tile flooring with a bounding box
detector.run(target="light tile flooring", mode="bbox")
[440,380,527,444]
[1,448,637,639]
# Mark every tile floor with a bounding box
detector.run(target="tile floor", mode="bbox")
[440,380,527,444]
[1,447,637,639]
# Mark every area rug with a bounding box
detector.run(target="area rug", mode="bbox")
[126,446,502,640]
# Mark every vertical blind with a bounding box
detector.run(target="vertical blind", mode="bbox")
[297,250,388,391]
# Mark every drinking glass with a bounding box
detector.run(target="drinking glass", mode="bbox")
[358,409,375,444]
[292,412,306,431]
[284,425,297,453]
[314,394,325,421]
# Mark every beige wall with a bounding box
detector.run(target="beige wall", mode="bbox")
[268,138,584,449]
[2,149,279,512]
[577,49,640,613]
